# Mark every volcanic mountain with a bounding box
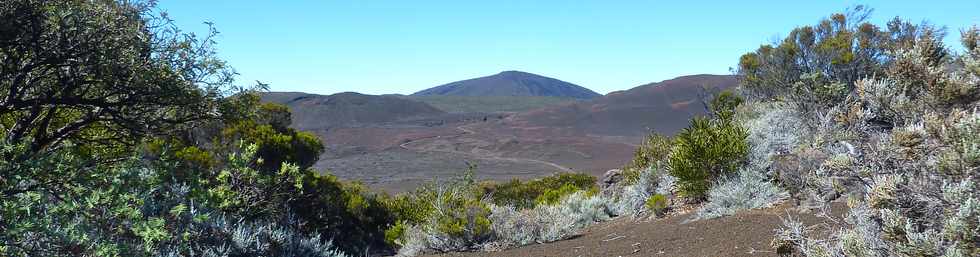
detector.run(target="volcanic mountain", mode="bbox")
[259,74,738,192]
[260,92,446,131]
[412,70,600,99]
[503,74,739,138]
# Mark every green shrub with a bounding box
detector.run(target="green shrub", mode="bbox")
[736,6,901,100]
[482,172,597,209]
[709,90,745,121]
[382,194,434,227]
[394,172,495,254]
[623,134,673,183]
[645,194,669,216]
[756,11,980,257]
[534,184,584,206]
[0,1,373,256]
[669,92,749,200]
[291,171,397,253]
[221,121,325,172]
[434,197,492,240]
[384,221,409,246]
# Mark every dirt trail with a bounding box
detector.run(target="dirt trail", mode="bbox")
[399,123,575,172]
[426,203,846,257]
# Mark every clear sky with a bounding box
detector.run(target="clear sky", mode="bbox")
[158,1,980,95]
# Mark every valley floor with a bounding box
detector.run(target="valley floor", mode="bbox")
[424,202,846,257]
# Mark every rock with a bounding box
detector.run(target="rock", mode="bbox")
[601,169,624,188]
[600,169,625,195]
[771,154,803,193]
[771,148,828,203]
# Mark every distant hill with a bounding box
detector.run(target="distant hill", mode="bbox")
[412,71,600,99]
[260,92,446,130]
[260,75,737,192]
[505,74,738,137]
[404,95,581,113]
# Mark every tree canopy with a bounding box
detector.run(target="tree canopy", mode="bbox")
[0,0,234,155]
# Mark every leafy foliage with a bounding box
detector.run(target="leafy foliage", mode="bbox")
[394,172,494,256]
[737,6,946,124]
[220,119,324,172]
[609,165,675,217]
[696,168,787,220]
[0,1,397,256]
[744,8,980,257]
[534,183,590,206]
[489,191,614,249]
[645,194,669,216]
[480,172,596,209]
[391,170,623,255]
[0,0,233,156]
[623,133,673,183]
[0,139,350,257]
[668,92,750,200]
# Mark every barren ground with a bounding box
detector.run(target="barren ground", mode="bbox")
[317,116,639,192]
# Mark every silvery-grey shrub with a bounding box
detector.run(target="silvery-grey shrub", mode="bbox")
[742,102,804,174]
[487,191,611,248]
[610,166,674,217]
[697,168,788,219]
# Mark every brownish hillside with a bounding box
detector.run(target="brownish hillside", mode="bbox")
[261,91,446,131]
[507,74,738,138]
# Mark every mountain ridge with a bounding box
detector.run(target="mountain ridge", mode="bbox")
[260,91,446,130]
[506,74,739,137]
[412,70,600,99]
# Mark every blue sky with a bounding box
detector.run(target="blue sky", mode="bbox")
[159,1,980,95]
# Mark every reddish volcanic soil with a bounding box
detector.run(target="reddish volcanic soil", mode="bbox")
[315,117,640,192]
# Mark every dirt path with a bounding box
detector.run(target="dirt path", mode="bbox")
[399,123,575,172]
[426,203,846,257]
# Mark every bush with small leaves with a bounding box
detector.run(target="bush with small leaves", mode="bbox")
[938,110,980,177]
[394,172,494,256]
[610,165,675,217]
[488,191,616,249]
[0,139,352,257]
[534,184,587,206]
[669,116,750,200]
[488,204,576,247]
[645,194,669,216]
[623,134,673,183]
[697,168,788,220]
[481,172,596,209]
[741,101,804,174]
[765,13,980,257]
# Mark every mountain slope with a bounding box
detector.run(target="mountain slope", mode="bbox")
[404,95,582,113]
[260,92,446,130]
[504,74,738,137]
[412,71,600,99]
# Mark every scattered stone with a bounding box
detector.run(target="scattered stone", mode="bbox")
[600,169,625,196]
[772,148,828,204]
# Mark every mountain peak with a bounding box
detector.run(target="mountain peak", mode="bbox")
[497,70,528,75]
[412,71,600,99]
